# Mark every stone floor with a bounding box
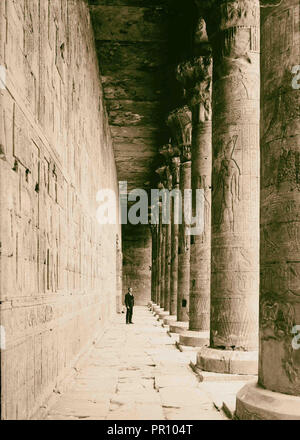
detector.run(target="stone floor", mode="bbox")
[41,306,228,420]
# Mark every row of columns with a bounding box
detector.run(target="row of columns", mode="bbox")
[150,0,300,420]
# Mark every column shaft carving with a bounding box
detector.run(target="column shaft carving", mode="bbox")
[157,202,163,305]
[177,48,213,333]
[155,171,167,310]
[164,166,172,312]
[150,224,158,304]
[198,0,260,351]
[167,107,192,323]
[258,0,300,396]
[170,156,181,316]
[236,0,300,418]
[116,234,123,313]
[159,145,181,316]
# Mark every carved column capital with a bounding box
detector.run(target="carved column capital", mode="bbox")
[177,56,212,122]
[166,107,192,163]
[195,0,260,41]
[159,144,181,188]
[159,143,181,161]
[194,17,210,46]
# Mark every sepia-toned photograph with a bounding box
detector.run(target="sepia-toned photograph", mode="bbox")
[0,0,299,423]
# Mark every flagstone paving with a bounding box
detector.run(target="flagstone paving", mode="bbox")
[42,307,228,420]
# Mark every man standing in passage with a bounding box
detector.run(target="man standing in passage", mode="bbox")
[125,287,135,324]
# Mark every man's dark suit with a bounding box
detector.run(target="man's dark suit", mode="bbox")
[125,292,134,324]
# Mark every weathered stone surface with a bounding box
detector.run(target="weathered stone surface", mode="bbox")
[236,0,300,419]
[167,107,192,324]
[0,0,120,420]
[169,321,189,335]
[89,1,169,192]
[198,0,260,353]
[259,0,300,397]
[91,5,168,42]
[197,347,258,375]
[90,0,169,7]
[177,50,212,334]
[164,209,172,313]
[156,202,163,305]
[116,234,123,313]
[170,156,180,316]
[89,0,197,191]
[150,225,158,304]
[155,168,167,310]
[236,381,300,420]
[177,159,192,323]
[39,307,226,420]
[179,330,209,348]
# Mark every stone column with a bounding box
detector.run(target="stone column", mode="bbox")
[160,146,181,326]
[177,22,212,347]
[160,223,166,312]
[157,201,163,307]
[152,199,163,313]
[195,0,260,374]
[167,107,192,334]
[150,223,158,306]
[116,234,123,313]
[236,0,300,419]
[157,165,173,320]
[154,166,172,319]
[153,171,167,315]
[169,156,181,320]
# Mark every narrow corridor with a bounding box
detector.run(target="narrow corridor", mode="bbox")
[41,307,227,420]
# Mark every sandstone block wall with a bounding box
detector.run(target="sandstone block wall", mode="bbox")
[0,0,120,420]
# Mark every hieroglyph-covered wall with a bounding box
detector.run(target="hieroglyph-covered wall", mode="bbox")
[0,0,120,420]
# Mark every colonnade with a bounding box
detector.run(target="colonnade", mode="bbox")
[150,0,300,420]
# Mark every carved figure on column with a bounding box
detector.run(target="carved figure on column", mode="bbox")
[236,0,300,419]
[194,0,260,373]
[213,134,241,232]
[176,26,213,345]
[167,107,192,330]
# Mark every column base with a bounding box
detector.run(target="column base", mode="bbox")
[197,347,258,375]
[150,303,157,312]
[236,381,300,420]
[179,330,209,348]
[163,315,177,326]
[158,310,169,320]
[169,321,189,334]
[148,301,154,308]
[153,306,164,315]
